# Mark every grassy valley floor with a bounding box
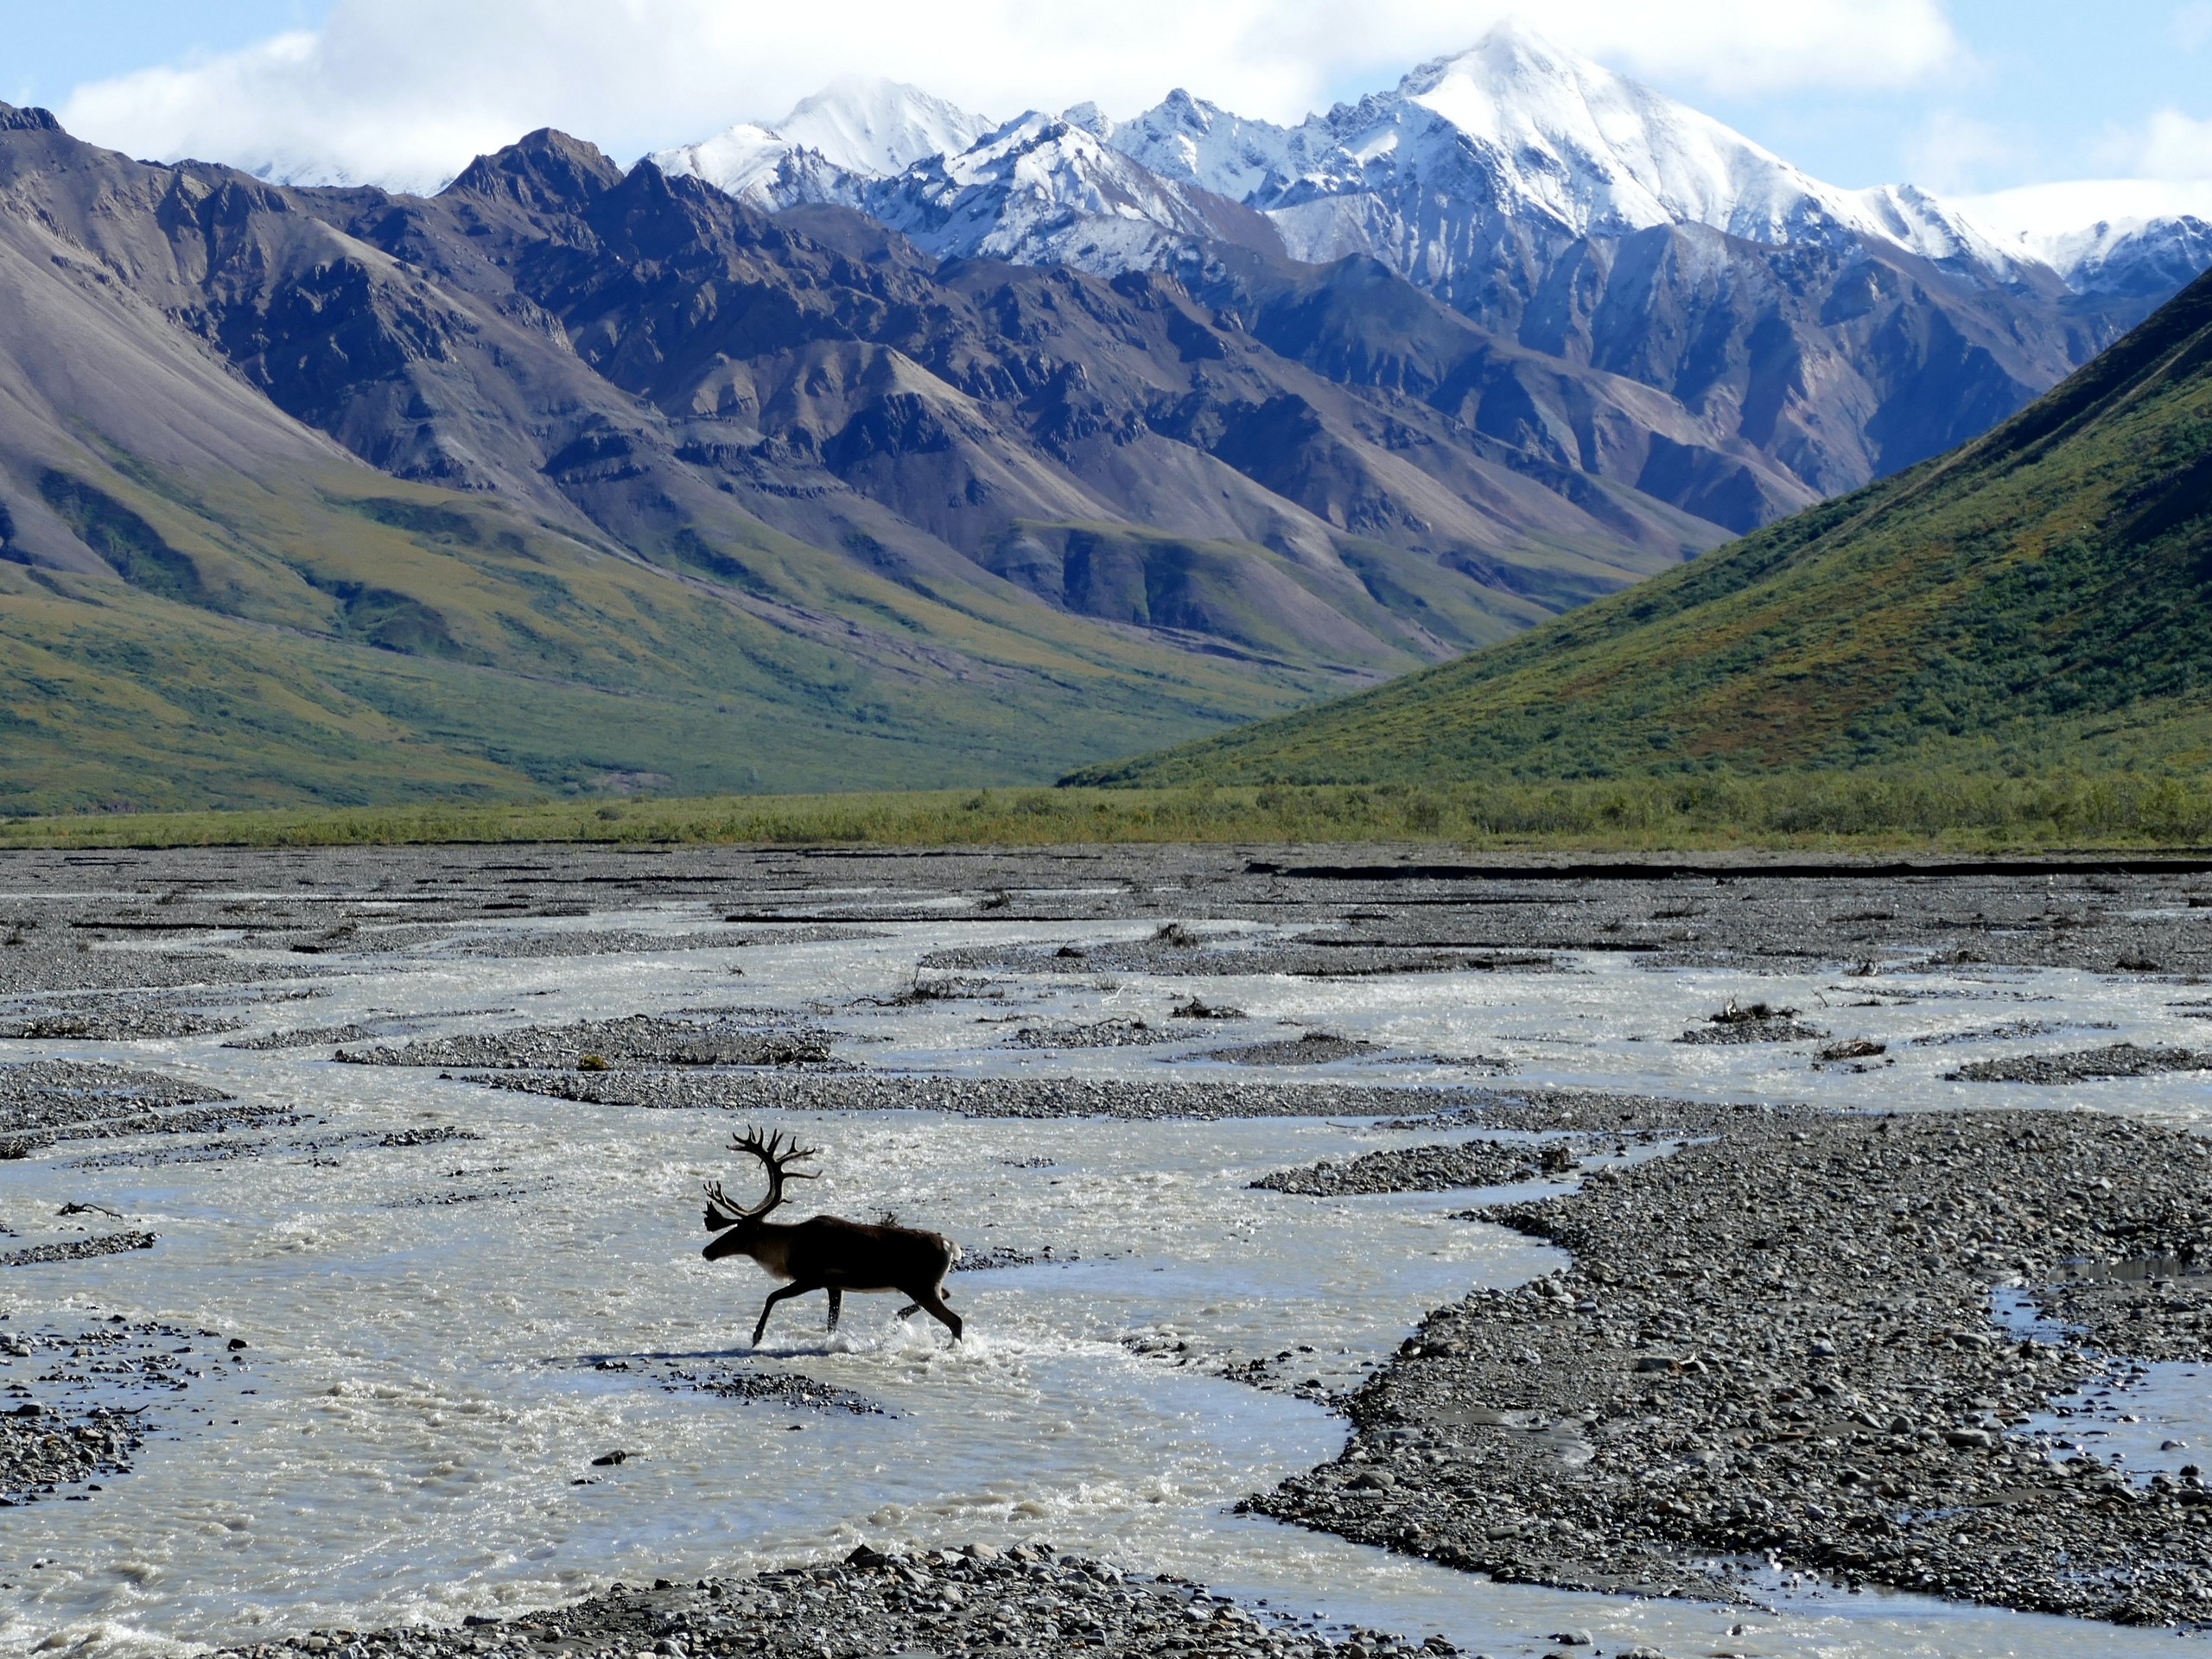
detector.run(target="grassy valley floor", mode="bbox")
[2,772,2210,853]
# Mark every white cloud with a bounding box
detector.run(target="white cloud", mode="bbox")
[2132,107,2212,179]
[1477,0,1960,96]
[54,0,1964,194]
[1957,178,2212,243]
[1948,97,2212,247]
[1902,110,2018,195]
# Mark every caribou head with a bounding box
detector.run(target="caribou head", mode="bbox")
[701,1126,819,1253]
[700,1126,963,1344]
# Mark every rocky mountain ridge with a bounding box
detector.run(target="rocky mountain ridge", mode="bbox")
[1076,263,2212,785]
[0,111,1751,645]
[653,26,2210,512]
[0,101,1786,809]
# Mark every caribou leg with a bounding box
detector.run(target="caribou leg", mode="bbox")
[825,1287,842,1334]
[903,1282,963,1341]
[752,1282,816,1345]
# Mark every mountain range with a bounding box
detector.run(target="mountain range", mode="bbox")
[1077,263,2212,786]
[3,24,2209,810]
[659,22,2212,514]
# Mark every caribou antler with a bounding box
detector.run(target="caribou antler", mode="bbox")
[702,1124,820,1230]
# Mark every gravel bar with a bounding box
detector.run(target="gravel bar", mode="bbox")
[0,1403,143,1504]
[1199,1033,1383,1065]
[211,1544,1439,1659]
[1253,1140,1577,1196]
[338,1015,833,1070]
[0,1007,242,1039]
[1675,1018,1827,1046]
[922,941,1554,978]
[0,1059,231,1116]
[1,1231,157,1267]
[1005,1019,1179,1049]
[1253,1110,2212,1627]
[442,930,748,959]
[471,1071,1500,1121]
[648,1365,887,1415]
[1947,1042,2212,1083]
[224,1023,382,1050]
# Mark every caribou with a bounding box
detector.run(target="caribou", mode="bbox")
[701,1127,963,1344]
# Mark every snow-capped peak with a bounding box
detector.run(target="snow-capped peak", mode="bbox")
[1954,179,2212,279]
[1389,23,1810,237]
[1093,88,1313,207]
[860,110,1263,270]
[1342,22,2016,262]
[1842,183,2018,271]
[774,76,995,179]
[649,30,2201,303]
[1095,21,2024,280]
[651,121,817,207]
[650,77,992,209]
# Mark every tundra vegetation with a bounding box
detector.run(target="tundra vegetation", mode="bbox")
[4,772,2211,853]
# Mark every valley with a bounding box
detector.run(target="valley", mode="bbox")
[5,24,2210,810]
[6,14,2212,1659]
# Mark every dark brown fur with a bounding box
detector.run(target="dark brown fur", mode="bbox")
[701,1129,962,1344]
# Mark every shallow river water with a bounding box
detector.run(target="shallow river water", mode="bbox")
[2,904,2209,1656]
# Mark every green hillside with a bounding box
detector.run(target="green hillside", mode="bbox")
[0,458,1350,815]
[1071,269,2212,787]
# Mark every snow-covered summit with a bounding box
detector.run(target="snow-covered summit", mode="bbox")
[861,110,1274,270]
[1090,89,1319,207]
[1109,21,2016,274]
[1955,179,2212,287]
[1380,22,1804,238]
[651,77,991,209]
[651,25,2205,302]
[1840,183,2019,272]
[650,121,847,207]
[2057,215,2212,297]
[776,76,995,178]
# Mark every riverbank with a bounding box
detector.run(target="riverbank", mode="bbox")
[1254,1109,2212,1627]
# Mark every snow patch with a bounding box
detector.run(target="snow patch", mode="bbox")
[861,111,1255,271]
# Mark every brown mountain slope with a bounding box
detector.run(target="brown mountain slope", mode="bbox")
[0,112,1754,667]
[1073,264,2212,785]
[6,104,2132,811]
[0,112,1378,810]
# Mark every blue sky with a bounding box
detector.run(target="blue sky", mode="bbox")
[1,2,325,108]
[2,1,2205,204]
[1689,0,2212,194]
